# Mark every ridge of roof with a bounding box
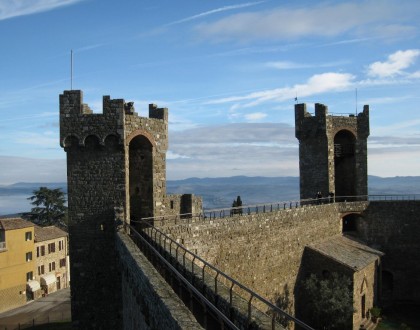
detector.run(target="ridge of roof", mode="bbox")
[0,218,34,231]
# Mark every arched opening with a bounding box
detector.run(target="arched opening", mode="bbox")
[129,135,153,223]
[381,270,394,302]
[104,134,119,152]
[63,135,79,151]
[84,135,100,150]
[342,213,358,233]
[334,130,356,199]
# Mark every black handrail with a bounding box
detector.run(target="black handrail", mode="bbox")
[140,194,420,225]
[129,221,315,330]
[125,222,240,330]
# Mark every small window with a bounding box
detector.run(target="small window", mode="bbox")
[25,231,32,241]
[48,243,56,254]
[60,258,66,267]
[0,230,5,250]
[36,246,39,257]
[41,245,45,256]
[38,265,45,275]
[49,262,56,272]
[170,200,174,209]
[26,271,33,281]
[26,252,32,262]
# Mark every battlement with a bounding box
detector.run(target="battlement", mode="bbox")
[59,90,168,151]
[295,103,369,140]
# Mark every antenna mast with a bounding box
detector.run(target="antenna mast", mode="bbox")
[355,88,358,115]
[71,50,73,90]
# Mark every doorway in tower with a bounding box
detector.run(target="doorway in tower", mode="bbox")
[129,135,153,225]
[334,130,356,200]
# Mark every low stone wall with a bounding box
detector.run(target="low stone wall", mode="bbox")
[161,203,343,309]
[359,201,420,303]
[116,231,202,330]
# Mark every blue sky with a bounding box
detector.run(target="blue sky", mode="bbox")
[0,0,420,185]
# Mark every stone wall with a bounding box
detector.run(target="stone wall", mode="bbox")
[161,204,343,308]
[60,90,202,328]
[358,201,420,303]
[295,103,369,200]
[116,231,202,330]
[160,200,420,320]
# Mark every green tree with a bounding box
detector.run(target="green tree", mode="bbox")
[301,272,354,330]
[25,187,67,227]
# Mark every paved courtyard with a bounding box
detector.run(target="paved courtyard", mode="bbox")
[0,287,71,328]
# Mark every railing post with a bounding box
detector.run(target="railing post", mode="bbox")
[248,295,254,325]
[215,272,219,295]
[229,282,235,308]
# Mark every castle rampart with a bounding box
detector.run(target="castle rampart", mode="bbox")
[295,103,369,200]
[159,200,420,326]
[60,90,201,328]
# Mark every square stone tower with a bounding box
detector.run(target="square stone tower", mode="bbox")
[295,103,369,201]
[60,90,169,328]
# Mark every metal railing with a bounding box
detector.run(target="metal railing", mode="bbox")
[128,221,315,330]
[141,194,420,226]
[126,222,240,330]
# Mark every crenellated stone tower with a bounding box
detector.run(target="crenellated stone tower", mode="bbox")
[59,90,201,328]
[295,103,370,200]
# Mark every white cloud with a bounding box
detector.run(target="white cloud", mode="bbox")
[195,0,412,42]
[367,49,420,78]
[165,1,266,26]
[266,61,310,70]
[207,72,355,107]
[245,112,267,121]
[0,0,85,21]
[166,151,190,160]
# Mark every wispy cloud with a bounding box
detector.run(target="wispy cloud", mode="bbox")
[367,49,420,78]
[165,1,266,27]
[206,72,355,107]
[0,112,56,123]
[194,0,415,42]
[266,60,349,70]
[0,0,85,21]
[245,112,267,121]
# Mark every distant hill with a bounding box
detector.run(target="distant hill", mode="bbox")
[0,176,419,215]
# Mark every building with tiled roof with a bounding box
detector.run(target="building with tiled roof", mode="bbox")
[299,235,384,330]
[0,218,36,313]
[34,226,69,295]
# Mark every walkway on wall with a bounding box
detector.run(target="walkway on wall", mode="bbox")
[143,194,420,225]
[125,221,314,330]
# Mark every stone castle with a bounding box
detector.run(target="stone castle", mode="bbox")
[60,90,420,329]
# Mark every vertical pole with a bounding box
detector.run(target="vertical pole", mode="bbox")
[71,50,73,90]
[355,88,358,115]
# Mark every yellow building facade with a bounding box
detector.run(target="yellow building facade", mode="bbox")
[0,218,36,313]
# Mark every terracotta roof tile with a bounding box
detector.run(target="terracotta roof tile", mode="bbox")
[307,235,384,271]
[34,225,68,242]
[0,218,34,231]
